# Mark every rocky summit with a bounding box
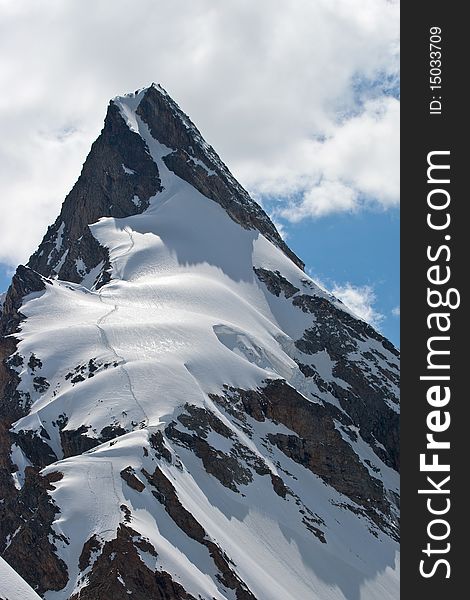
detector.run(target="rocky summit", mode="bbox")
[0,84,399,600]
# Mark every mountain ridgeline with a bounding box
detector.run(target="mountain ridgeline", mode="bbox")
[0,85,399,600]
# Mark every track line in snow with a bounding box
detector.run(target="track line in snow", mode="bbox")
[94,226,149,428]
[85,459,121,537]
[123,225,135,254]
[95,302,149,429]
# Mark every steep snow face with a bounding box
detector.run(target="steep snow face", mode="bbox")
[1,86,399,600]
[0,557,42,600]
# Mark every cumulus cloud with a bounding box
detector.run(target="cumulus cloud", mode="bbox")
[0,0,399,265]
[279,181,359,222]
[331,283,384,328]
[275,96,399,222]
[392,306,400,317]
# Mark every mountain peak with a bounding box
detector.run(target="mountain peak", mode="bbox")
[26,84,303,287]
[111,82,168,104]
[115,84,304,268]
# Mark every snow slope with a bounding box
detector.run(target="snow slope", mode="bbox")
[0,557,41,600]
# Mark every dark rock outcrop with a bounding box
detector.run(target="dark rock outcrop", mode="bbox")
[166,420,253,493]
[253,267,300,298]
[330,361,399,470]
[71,525,195,600]
[13,429,58,468]
[60,426,100,458]
[252,267,400,472]
[291,293,399,470]
[0,265,46,337]
[120,466,146,492]
[293,294,399,358]
[28,101,161,285]
[212,379,397,536]
[0,267,49,510]
[0,469,68,595]
[149,430,173,463]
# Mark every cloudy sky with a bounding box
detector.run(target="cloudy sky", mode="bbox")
[0,0,399,343]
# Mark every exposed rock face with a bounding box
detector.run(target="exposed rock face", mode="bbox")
[292,293,398,358]
[0,84,399,600]
[0,469,68,595]
[28,101,161,285]
[120,466,146,492]
[0,420,17,503]
[291,293,400,470]
[0,265,46,337]
[13,429,58,468]
[210,379,397,537]
[166,420,254,493]
[251,267,400,472]
[253,267,300,298]
[71,525,195,600]
[0,266,50,551]
[161,401,330,545]
[59,426,101,458]
[59,424,128,459]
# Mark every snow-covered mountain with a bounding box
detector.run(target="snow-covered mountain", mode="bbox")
[0,84,399,600]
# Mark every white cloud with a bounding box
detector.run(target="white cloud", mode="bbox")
[392,306,400,317]
[0,0,399,266]
[279,180,359,222]
[331,283,384,328]
[275,96,399,222]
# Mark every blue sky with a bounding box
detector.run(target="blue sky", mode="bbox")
[0,268,9,292]
[0,264,14,297]
[275,208,400,346]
